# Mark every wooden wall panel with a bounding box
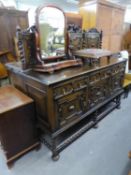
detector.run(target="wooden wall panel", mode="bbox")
[0,8,28,56]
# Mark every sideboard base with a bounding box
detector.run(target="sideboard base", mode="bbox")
[42,91,122,160]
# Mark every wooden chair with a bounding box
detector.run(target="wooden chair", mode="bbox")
[0,51,14,86]
[128,151,131,175]
[83,28,102,49]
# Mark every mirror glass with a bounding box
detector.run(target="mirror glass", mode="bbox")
[38,6,65,59]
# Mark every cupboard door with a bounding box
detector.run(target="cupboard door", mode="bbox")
[111,9,125,35]
[97,4,112,35]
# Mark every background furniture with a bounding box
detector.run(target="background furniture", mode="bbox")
[65,12,82,28]
[0,8,28,56]
[79,0,125,52]
[0,51,15,86]
[0,86,40,166]
[121,25,131,70]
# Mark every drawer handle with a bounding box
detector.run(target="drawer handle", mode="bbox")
[69,105,75,111]
[115,82,119,85]
[96,92,101,96]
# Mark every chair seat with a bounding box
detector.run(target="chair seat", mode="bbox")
[125,73,131,80]
[123,79,131,88]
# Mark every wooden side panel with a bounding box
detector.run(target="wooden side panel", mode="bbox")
[0,9,28,56]
[110,8,124,52]
[102,35,110,50]
[109,35,122,52]
[97,4,112,35]
[0,13,10,51]
[79,4,97,30]
[111,9,125,35]
[0,103,38,161]
[65,12,82,28]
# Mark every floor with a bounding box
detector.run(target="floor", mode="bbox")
[0,93,131,175]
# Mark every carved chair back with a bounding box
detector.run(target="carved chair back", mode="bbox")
[67,24,83,58]
[67,27,102,56]
[83,28,102,49]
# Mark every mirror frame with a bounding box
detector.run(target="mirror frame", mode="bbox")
[35,5,67,60]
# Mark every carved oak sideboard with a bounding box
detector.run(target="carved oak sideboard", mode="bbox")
[6,57,126,160]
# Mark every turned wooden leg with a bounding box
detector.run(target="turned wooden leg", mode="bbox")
[0,79,2,87]
[116,95,121,109]
[123,86,130,98]
[93,110,99,129]
[93,123,98,129]
[128,151,131,175]
[52,138,60,161]
[128,151,131,159]
[128,171,131,175]
[7,161,14,169]
[52,152,60,161]
[35,143,42,151]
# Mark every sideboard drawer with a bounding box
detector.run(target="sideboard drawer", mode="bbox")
[53,76,88,99]
[89,71,100,85]
[54,82,73,99]
[56,92,88,126]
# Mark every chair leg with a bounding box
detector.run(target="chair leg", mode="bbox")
[0,78,2,87]
[124,86,129,98]
[128,171,131,175]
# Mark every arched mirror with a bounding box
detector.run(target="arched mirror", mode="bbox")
[36,5,65,59]
[16,5,82,73]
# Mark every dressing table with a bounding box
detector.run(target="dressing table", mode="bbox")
[6,5,126,160]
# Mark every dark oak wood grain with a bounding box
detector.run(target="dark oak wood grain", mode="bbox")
[6,56,126,160]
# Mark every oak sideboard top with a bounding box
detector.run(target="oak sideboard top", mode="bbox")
[6,57,126,86]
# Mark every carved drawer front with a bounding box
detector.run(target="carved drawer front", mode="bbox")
[73,76,88,91]
[112,63,125,75]
[88,82,105,108]
[100,68,111,80]
[89,71,100,85]
[119,62,126,72]
[111,65,119,75]
[53,76,88,99]
[111,74,124,92]
[56,92,88,126]
[53,83,73,99]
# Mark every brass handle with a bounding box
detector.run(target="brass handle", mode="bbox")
[115,82,118,85]
[69,105,75,111]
